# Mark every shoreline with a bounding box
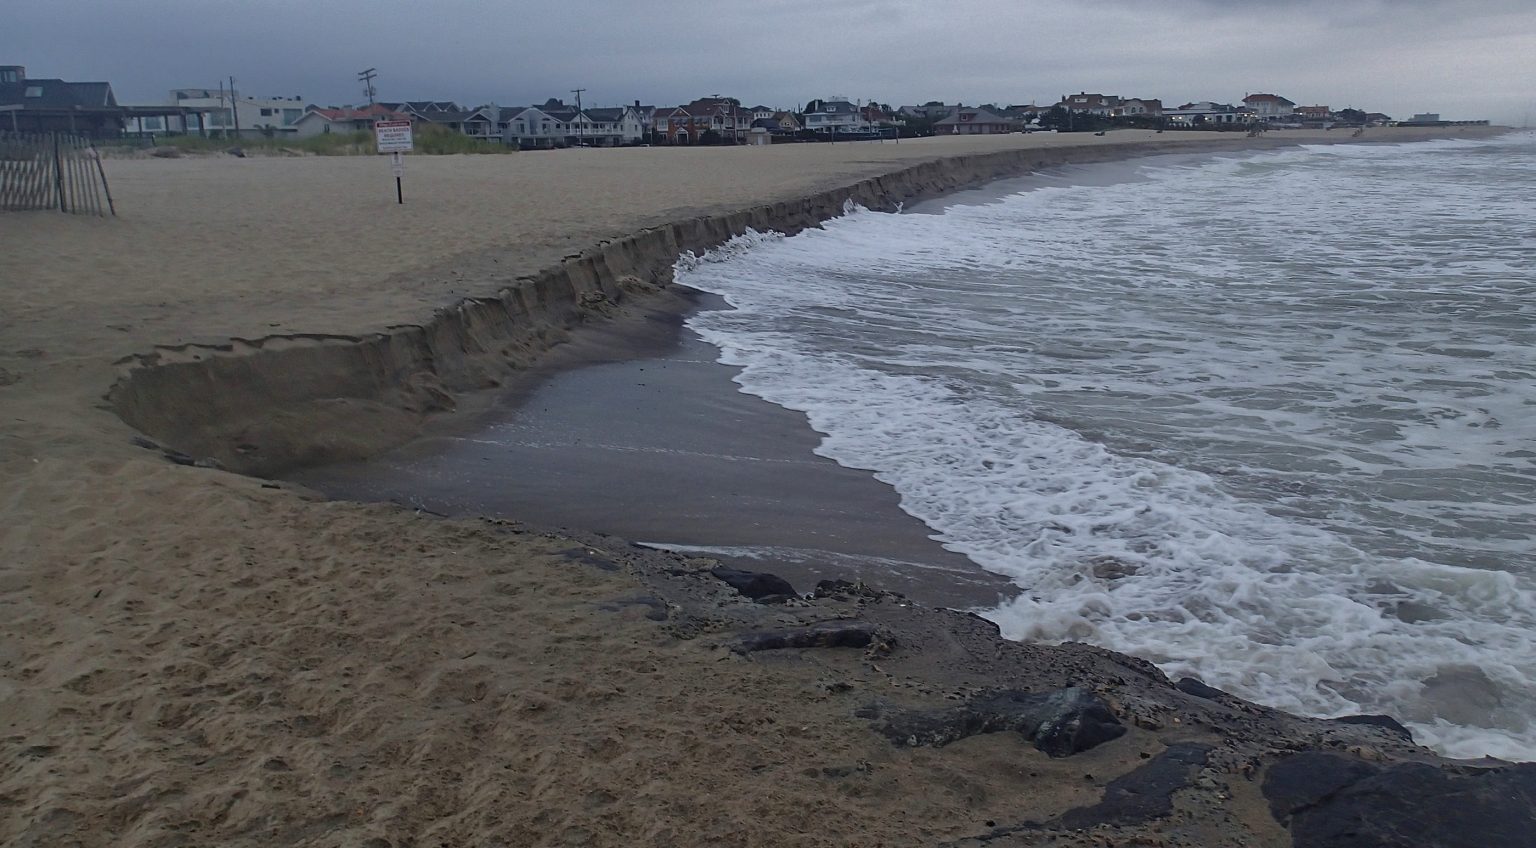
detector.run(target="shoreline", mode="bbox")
[4,126,1530,847]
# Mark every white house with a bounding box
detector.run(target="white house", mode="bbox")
[152,88,309,136]
[291,104,409,137]
[802,100,868,134]
[1243,93,1296,122]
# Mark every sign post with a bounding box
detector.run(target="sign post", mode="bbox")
[373,119,414,204]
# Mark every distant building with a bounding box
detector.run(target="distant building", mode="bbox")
[1164,102,1255,126]
[291,104,409,137]
[1,64,123,134]
[932,106,1017,135]
[152,88,309,137]
[802,100,868,134]
[1058,92,1121,116]
[1409,112,1441,123]
[1296,105,1331,122]
[1116,98,1163,118]
[1242,93,1296,122]
[654,97,753,144]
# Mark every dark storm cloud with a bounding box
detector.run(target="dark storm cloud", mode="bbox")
[5,0,1532,122]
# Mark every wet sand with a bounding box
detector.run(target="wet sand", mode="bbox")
[293,291,1018,610]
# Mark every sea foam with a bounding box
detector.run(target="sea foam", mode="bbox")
[678,133,1536,760]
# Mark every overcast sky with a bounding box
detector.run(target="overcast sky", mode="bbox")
[7,0,1534,123]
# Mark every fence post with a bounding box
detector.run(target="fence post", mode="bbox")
[52,132,67,213]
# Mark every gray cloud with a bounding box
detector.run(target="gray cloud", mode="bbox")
[6,0,1532,122]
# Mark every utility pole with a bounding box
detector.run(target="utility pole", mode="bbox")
[571,88,586,146]
[228,76,240,137]
[358,68,378,106]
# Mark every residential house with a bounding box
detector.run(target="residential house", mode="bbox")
[379,101,460,117]
[1116,98,1163,118]
[899,102,960,121]
[1163,102,1254,126]
[0,64,131,135]
[1243,93,1296,122]
[1058,92,1121,116]
[158,88,309,136]
[1365,112,1392,126]
[654,97,752,144]
[582,106,646,146]
[802,99,867,135]
[1296,105,1331,123]
[291,103,409,137]
[418,107,503,141]
[501,100,646,147]
[932,106,1018,135]
[770,110,801,132]
[748,105,775,122]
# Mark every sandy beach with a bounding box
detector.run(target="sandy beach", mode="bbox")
[1,125,1522,847]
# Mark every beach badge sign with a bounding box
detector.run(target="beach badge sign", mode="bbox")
[374,120,413,204]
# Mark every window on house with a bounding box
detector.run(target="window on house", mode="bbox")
[260,108,274,116]
[144,117,163,130]
[283,109,301,125]
[24,85,43,97]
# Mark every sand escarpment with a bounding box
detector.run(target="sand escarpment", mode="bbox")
[107,136,1302,476]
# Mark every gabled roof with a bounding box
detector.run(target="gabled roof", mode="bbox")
[584,107,630,121]
[933,107,1015,126]
[301,104,409,123]
[1243,93,1295,105]
[809,100,857,115]
[0,78,117,109]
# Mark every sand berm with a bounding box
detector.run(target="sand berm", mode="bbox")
[3,127,1529,847]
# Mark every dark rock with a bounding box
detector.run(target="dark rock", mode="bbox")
[1264,752,1536,848]
[813,579,904,602]
[1176,676,1230,701]
[710,566,797,602]
[1331,713,1414,741]
[163,449,197,466]
[130,436,160,451]
[731,621,882,654]
[860,687,1126,758]
[1058,744,1211,828]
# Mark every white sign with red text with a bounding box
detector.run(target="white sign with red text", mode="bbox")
[374,120,414,153]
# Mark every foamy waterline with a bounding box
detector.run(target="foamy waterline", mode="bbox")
[677,135,1536,761]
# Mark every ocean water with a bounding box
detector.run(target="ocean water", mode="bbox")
[676,133,1536,761]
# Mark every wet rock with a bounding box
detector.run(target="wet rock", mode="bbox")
[858,687,1126,758]
[1331,713,1414,741]
[731,621,883,654]
[710,566,797,602]
[1264,752,1536,848]
[1058,744,1211,828]
[1175,677,1230,701]
[813,579,904,602]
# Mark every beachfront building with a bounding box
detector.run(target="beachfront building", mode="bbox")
[932,106,1017,134]
[802,100,868,136]
[1057,92,1121,116]
[654,97,753,144]
[501,101,646,147]
[1243,93,1296,123]
[378,101,461,118]
[291,104,409,137]
[1297,105,1331,123]
[899,102,962,122]
[1163,102,1255,127]
[1116,98,1163,118]
[771,110,801,132]
[153,88,310,137]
